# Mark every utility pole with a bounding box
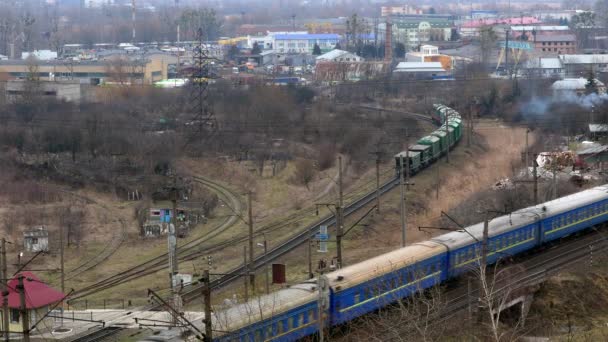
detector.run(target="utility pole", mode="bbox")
[505,27,510,79]
[202,270,212,342]
[525,129,530,178]
[552,153,558,199]
[1,239,8,341]
[399,155,406,247]
[336,156,344,269]
[248,191,255,292]
[243,246,248,302]
[17,276,29,342]
[375,156,380,213]
[169,176,180,326]
[60,223,64,295]
[533,153,538,205]
[307,237,313,279]
[445,116,450,163]
[262,234,269,295]
[131,0,136,43]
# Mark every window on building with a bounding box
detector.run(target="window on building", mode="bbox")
[10,309,19,323]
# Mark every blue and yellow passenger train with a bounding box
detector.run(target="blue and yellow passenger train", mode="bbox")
[212,106,608,341]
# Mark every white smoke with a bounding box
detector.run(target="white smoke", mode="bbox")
[522,91,608,117]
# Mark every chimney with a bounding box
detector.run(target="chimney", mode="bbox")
[385,18,392,62]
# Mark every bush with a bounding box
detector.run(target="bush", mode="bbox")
[292,159,316,189]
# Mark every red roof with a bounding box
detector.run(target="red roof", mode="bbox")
[0,272,65,309]
[463,17,542,28]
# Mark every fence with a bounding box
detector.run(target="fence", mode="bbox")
[66,298,132,311]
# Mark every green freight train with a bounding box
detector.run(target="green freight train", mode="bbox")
[395,104,462,176]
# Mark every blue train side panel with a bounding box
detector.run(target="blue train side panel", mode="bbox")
[541,199,608,243]
[215,301,319,342]
[447,224,538,278]
[330,253,448,325]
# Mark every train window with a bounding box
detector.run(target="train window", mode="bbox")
[277,321,284,334]
[309,309,316,322]
[354,293,360,304]
[288,317,294,329]
[255,330,262,342]
[299,313,305,325]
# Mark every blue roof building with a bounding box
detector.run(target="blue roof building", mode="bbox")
[273,33,340,54]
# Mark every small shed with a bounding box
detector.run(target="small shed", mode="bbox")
[0,272,65,334]
[577,144,608,168]
[23,227,49,253]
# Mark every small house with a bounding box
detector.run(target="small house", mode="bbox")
[23,227,49,253]
[0,272,65,334]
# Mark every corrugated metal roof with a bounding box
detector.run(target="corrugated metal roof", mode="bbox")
[316,49,350,61]
[511,25,570,31]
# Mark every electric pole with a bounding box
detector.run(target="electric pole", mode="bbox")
[1,239,8,341]
[336,156,344,269]
[307,237,313,279]
[399,155,406,247]
[243,246,248,302]
[445,117,450,163]
[533,153,538,205]
[525,129,530,178]
[202,270,212,342]
[169,177,180,325]
[375,156,380,213]
[248,191,255,292]
[262,234,269,295]
[17,276,29,342]
[60,223,64,295]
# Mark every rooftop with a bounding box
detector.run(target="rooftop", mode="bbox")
[588,125,608,134]
[534,34,577,42]
[511,25,570,31]
[316,49,352,61]
[462,16,541,28]
[394,62,445,72]
[551,77,605,90]
[0,272,64,309]
[273,34,340,40]
[559,54,608,64]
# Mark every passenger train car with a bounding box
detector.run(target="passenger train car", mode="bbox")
[213,105,608,341]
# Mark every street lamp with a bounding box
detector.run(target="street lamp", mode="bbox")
[257,234,269,294]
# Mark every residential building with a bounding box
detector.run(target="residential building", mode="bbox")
[316,49,364,63]
[23,227,49,252]
[381,18,453,50]
[381,5,422,16]
[460,17,541,37]
[273,34,340,54]
[314,61,389,82]
[393,61,449,79]
[405,44,453,70]
[533,34,577,55]
[559,54,608,77]
[0,272,64,334]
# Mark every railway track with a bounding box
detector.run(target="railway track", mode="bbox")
[177,175,400,303]
[70,176,243,299]
[68,326,123,342]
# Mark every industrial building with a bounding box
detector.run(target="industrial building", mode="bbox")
[0,54,174,85]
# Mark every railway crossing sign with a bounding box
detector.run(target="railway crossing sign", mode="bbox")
[316,225,329,253]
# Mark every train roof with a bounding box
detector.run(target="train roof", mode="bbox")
[395,150,421,158]
[432,184,608,250]
[419,135,440,143]
[409,144,431,151]
[324,241,447,291]
[212,281,318,334]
